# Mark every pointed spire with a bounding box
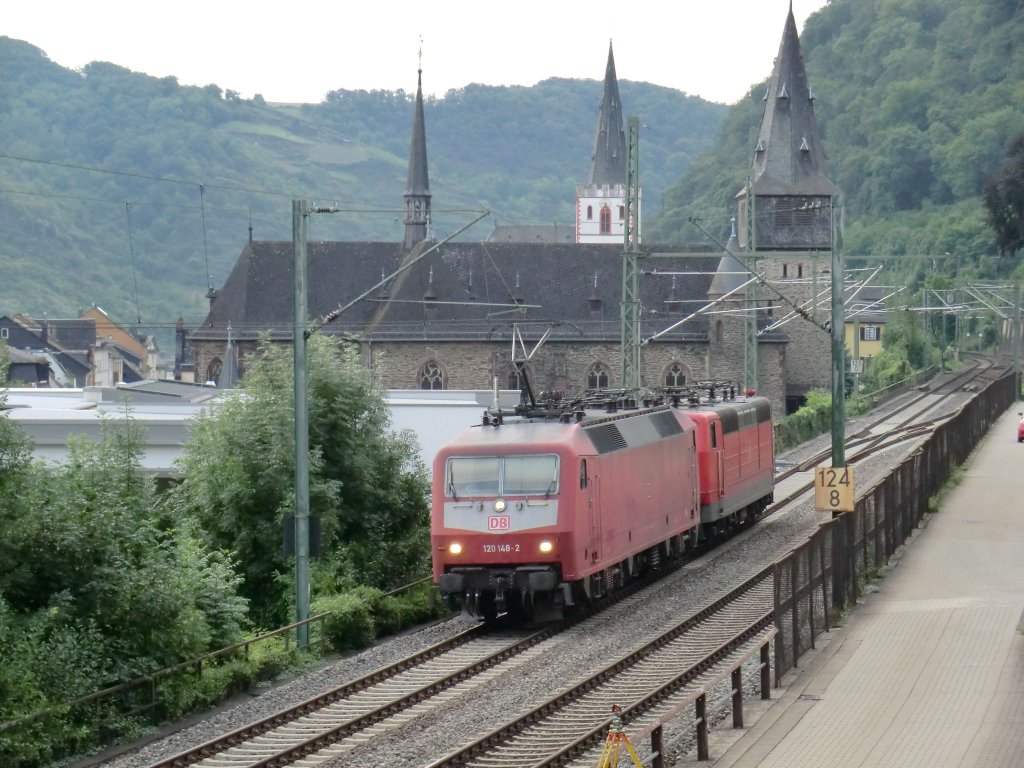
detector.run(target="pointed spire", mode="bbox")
[588,40,627,186]
[749,6,838,196]
[708,218,748,301]
[404,43,432,250]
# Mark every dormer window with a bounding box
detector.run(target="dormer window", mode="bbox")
[799,136,811,152]
[755,138,766,153]
[778,83,789,99]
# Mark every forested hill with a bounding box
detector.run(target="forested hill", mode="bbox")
[0,35,724,341]
[649,0,1024,281]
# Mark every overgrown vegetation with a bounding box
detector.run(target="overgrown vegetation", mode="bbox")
[169,333,432,628]
[0,335,444,766]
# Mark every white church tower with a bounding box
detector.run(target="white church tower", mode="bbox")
[576,41,640,244]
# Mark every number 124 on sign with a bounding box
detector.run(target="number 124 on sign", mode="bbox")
[814,466,855,512]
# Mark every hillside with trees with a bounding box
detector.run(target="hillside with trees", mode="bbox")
[649,0,1024,281]
[0,36,724,345]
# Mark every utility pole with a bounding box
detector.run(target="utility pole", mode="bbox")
[1016,283,1022,400]
[620,116,641,391]
[743,184,758,393]
[293,199,311,649]
[831,196,845,468]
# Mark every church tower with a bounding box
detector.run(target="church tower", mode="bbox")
[739,3,842,409]
[576,41,639,244]
[739,2,838,251]
[403,61,432,250]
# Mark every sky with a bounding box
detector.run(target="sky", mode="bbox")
[3,1,829,106]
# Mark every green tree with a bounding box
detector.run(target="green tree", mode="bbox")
[0,419,248,672]
[983,132,1024,256]
[170,334,430,627]
[0,415,250,764]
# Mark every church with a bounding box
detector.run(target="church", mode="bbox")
[183,6,838,417]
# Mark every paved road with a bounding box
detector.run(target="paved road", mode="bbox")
[702,403,1024,768]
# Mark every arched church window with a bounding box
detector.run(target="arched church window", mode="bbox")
[618,205,625,220]
[419,359,445,390]
[599,206,612,234]
[506,364,532,391]
[587,205,594,221]
[715,320,724,343]
[586,363,610,390]
[664,363,687,387]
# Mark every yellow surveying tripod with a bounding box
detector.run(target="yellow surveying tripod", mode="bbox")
[594,705,645,768]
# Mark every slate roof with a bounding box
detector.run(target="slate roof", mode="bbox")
[708,227,748,300]
[749,5,839,197]
[191,240,787,346]
[487,224,576,243]
[589,41,627,186]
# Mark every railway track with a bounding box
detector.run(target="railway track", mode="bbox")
[143,536,705,768]
[768,357,1001,510]
[146,625,553,768]
[425,568,775,768]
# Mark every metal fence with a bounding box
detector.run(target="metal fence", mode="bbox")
[771,371,1015,684]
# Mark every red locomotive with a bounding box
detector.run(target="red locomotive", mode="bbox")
[431,384,774,621]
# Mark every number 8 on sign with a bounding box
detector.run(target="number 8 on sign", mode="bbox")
[814,466,855,513]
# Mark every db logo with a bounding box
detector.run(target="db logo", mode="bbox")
[487,516,511,530]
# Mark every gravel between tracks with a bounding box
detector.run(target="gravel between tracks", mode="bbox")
[97,386,975,768]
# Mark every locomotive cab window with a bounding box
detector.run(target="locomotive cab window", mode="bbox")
[580,459,588,490]
[445,455,559,498]
[504,455,559,495]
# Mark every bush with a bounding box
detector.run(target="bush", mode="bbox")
[155,635,302,720]
[313,590,379,652]
[775,390,832,451]
[313,583,448,654]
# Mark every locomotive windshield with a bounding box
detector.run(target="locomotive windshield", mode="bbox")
[446,455,559,498]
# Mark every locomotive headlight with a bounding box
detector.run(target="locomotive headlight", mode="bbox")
[448,542,463,555]
[539,540,554,553]
[494,499,507,512]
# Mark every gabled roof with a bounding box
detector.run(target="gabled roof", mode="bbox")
[749,5,839,197]
[191,240,789,346]
[588,41,627,186]
[37,319,96,351]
